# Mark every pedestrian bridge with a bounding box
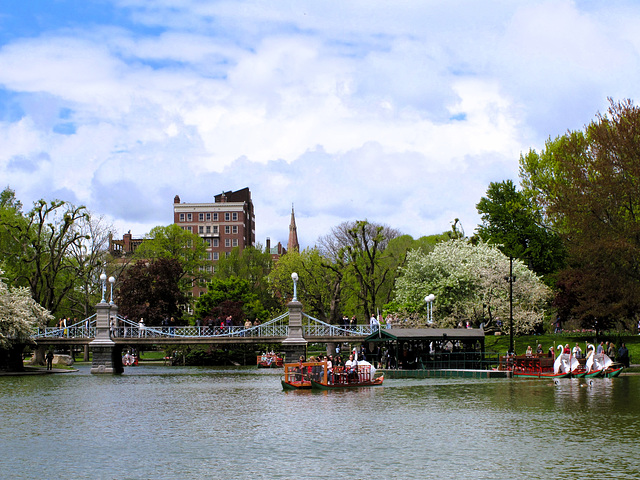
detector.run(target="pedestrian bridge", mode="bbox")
[33,312,373,345]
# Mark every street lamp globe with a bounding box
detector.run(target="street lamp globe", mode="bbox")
[291,272,299,301]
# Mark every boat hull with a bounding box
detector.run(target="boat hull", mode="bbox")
[281,379,311,390]
[513,372,571,379]
[585,369,604,378]
[310,376,384,390]
[604,367,623,378]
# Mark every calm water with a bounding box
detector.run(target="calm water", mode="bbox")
[1,365,639,479]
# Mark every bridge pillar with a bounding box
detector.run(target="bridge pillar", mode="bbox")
[90,301,123,374]
[281,300,307,362]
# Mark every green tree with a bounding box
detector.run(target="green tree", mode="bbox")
[392,239,550,333]
[476,179,565,280]
[195,277,264,323]
[318,220,401,320]
[520,98,640,329]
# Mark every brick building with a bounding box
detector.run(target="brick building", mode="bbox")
[173,188,256,297]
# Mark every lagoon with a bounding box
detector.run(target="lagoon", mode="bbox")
[1,365,639,479]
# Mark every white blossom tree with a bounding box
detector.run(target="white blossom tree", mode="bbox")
[391,239,550,334]
[0,270,53,369]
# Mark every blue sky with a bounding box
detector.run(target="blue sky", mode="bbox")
[2,1,640,248]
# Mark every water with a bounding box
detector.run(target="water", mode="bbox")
[1,366,639,479]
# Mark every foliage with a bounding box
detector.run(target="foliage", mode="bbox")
[392,239,550,334]
[476,179,565,281]
[116,258,187,325]
[268,248,342,322]
[195,277,265,323]
[134,223,210,287]
[215,245,279,314]
[0,270,53,350]
[0,189,105,317]
[520,99,640,329]
[318,220,401,320]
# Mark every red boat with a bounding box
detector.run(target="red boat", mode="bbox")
[281,360,326,390]
[257,353,284,368]
[499,354,571,378]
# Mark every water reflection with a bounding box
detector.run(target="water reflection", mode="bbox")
[1,367,639,479]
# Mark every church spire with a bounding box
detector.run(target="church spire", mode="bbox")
[287,204,299,253]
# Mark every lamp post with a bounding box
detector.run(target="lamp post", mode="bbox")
[108,276,115,304]
[100,271,107,303]
[424,294,435,324]
[291,272,299,302]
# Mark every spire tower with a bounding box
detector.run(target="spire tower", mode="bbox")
[287,204,299,253]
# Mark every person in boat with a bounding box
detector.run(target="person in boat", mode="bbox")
[597,342,604,355]
[345,354,358,382]
[536,344,543,355]
[548,346,554,357]
[526,346,533,356]
[297,355,306,382]
[563,344,570,354]
[326,354,334,383]
[572,343,582,358]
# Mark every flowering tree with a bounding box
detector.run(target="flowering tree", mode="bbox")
[0,271,53,370]
[391,239,550,334]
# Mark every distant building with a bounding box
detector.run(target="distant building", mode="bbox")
[266,237,286,262]
[287,205,299,253]
[173,188,256,298]
[109,231,144,257]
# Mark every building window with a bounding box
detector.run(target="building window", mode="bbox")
[225,239,231,247]
[232,225,238,234]
[179,213,185,222]
[225,212,230,221]
[232,239,238,247]
[204,252,211,260]
[187,213,192,221]
[213,226,219,234]
[206,213,211,221]
[232,212,238,221]
[198,226,204,234]
[199,213,204,221]
[225,226,230,234]
[206,226,211,234]
[213,213,218,221]
[213,238,219,247]
[213,252,219,260]
[225,252,230,258]
[186,226,192,233]
[205,238,211,246]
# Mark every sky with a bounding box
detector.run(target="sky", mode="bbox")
[2,1,640,249]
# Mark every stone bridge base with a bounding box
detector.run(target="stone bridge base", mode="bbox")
[90,344,124,374]
[281,342,307,363]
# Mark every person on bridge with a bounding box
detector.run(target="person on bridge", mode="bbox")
[139,318,146,338]
[369,314,379,332]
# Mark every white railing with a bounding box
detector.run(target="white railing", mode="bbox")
[34,314,97,338]
[302,313,373,336]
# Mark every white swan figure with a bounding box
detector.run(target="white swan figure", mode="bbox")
[585,344,595,373]
[554,344,570,374]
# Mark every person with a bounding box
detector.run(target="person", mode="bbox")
[370,314,379,332]
[110,317,116,337]
[526,345,533,356]
[597,342,604,355]
[350,315,357,331]
[244,319,252,336]
[326,354,334,384]
[548,346,554,357]
[138,318,145,338]
[572,343,582,358]
[345,354,358,382]
[170,316,176,335]
[607,342,616,360]
[618,343,630,368]
[386,315,392,329]
[46,350,54,370]
[563,344,570,354]
[297,355,306,382]
[536,344,543,355]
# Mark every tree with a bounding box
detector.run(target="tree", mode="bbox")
[318,220,401,320]
[520,98,640,329]
[392,239,550,334]
[268,248,343,322]
[133,224,210,291]
[0,270,53,370]
[0,195,91,315]
[116,258,187,325]
[215,245,278,314]
[476,179,565,280]
[195,277,263,323]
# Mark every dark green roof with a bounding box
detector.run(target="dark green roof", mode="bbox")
[364,328,485,342]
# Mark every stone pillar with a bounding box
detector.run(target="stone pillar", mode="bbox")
[83,345,90,362]
[90,301,122,374]
[281,300,307,362]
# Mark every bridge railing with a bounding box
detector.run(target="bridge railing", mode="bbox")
[34,315,97,338]
[302,314,373,337]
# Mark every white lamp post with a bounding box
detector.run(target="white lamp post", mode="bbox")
[291,272,299,301]
[108,276,115,304]
[100,271,107,303]
[424,294,435,324]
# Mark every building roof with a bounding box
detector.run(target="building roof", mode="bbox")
[364,328,485,342]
